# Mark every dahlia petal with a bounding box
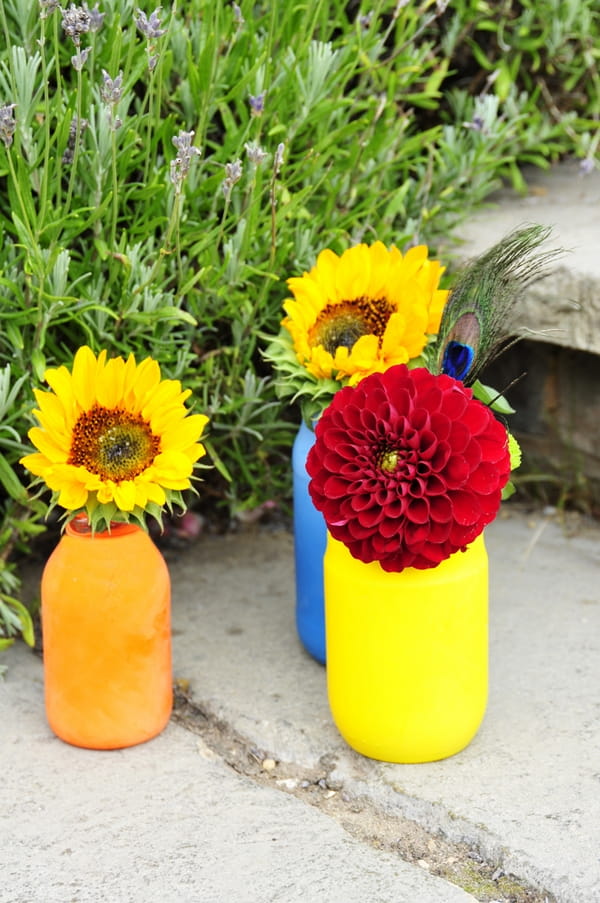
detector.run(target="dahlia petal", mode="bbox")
[321,429,351,451]
[448,420,471,453]
[357,506,385,528]
[427,519,452,542]
[388,385,412,418]
[411,409,431,436]
[462,400,491,435]
[419,385,443,414]
[441,388,469,420]
[450,490,481,526]
[379,518,402,539]
[403,520,429,544]
[429,495,452,523]
[469,461,503,493]
[445,455,470,487]
[406,497,429,524]
[477,435,509,464]
[429,411,450,440]
[463,439,483,470]
[431,441,451,471]
[449,522,481,548]
[322,451,348,475]
[384,498,405,518]
[349,492,374,512]
[408,477,427,497]
[323,476,351,499]
[424,473,447,495]
[479,488,503,520]
[341,403,366,431]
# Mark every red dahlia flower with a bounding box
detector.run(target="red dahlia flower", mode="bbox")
[306,364,511,572]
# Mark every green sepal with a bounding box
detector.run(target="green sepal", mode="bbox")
[502,481,516,501]
[501,433,521,501]
[57,486,192,535]
[262,330,341,424]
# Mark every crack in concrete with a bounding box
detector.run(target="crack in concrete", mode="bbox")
[171,682,556,903]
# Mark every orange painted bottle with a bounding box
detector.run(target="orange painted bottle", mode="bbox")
[41,518,172,749]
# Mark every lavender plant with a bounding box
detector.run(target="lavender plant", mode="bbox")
[0,0,598,652]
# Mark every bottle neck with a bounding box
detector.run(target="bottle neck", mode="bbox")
[66,515,141,539]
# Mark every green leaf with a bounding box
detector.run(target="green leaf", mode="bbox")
[31,348,46,382]
[471,381,515,414]
[0,453,27,502]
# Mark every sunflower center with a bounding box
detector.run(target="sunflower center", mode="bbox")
[309,296,395,354]
[69,405,160,482]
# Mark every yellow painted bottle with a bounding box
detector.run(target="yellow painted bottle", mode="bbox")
[324,532,488,763]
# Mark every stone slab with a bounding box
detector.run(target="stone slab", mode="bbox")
[456,159,600,355]
[0,644,477,903]
[165,506,600,903]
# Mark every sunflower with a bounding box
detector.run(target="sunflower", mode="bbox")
[282,241,449,386]
[20,346,208,531]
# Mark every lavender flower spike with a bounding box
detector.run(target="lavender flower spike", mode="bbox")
[0,104,17,147]
[135,7,166,39]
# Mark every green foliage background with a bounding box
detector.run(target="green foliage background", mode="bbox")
[0,0,598,650]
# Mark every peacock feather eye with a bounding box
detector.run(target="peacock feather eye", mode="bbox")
[441,340,475,381]
[434,224,558,384]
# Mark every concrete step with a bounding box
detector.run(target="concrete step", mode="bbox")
[456,159,600,507]
[7,504,600,903]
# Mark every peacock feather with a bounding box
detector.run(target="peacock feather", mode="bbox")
[434,224,560,384]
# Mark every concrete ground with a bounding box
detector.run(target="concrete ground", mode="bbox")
[2,161,600,903]
[2,504,600,903]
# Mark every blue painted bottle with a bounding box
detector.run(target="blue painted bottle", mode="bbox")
[292,420,327,664]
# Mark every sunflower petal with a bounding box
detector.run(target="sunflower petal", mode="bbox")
[160,413,209,451]
[71,346,100,411]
